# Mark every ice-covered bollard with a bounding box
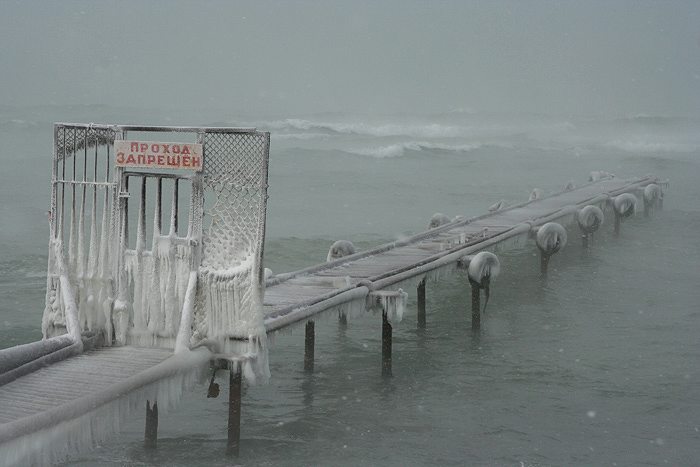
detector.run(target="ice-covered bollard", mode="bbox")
[589,171,615,182]
[529,188,544,201]
[577,205,604,248]
[327,240,356,262]
[535,222,567,274]
[458,252,500,331]
[643,183,662,217]
[428,213,451,229]
[612,193,637,235]
[488,200,507,212]
[563,180,575,191]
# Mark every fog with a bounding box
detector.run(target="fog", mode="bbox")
[1,0,699,117]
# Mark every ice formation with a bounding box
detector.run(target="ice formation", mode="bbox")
[589,170,615,182]
[577,205,604,234]
[613,193,637,218]
[488,200,507,212]
[428,213,451,229]
[535,222,568,255]
[529,188,544,201]
[327,240,357,262]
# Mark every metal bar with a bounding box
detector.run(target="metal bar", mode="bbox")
[55,122,263,134]
[417,280,426,329]
[170,178,179,235]
[227,365,242,456]
[144,400,158,449]
[304,321,315,373]
[382,312,392,377]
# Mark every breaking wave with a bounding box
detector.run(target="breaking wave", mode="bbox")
[345,141,508,158]
[258,119,466,138]
[604,140,700,153]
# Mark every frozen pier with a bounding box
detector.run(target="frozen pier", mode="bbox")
[0,122,667,465]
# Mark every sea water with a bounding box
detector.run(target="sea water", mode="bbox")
[1,106,699,465]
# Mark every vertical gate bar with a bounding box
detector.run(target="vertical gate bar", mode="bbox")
[93,134,98,183]
[227,363,242,456]
[60,127,66,241]
[106,135,111,182]
[417,280,426,329]
[304,320,315,373]
[144,400,158,449]
[137,176,147,251]
[83,130,88,182]
[170,178,179,235]
[382,311,392,377]
[471,284,481,331]
[156,177,162,234]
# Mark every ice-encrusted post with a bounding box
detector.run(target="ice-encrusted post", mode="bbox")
[459,252,501,332]
[470,282,481,331]
[643,184,661,217]
[368,290,407,377]
[534,223,567,275]
[417,280,426,329]
[144,401,158,449]
[304,321,315,373]
[227,362,243,457]
[612,193,637,236]
[577,205,604,248]
[382,312,392,377]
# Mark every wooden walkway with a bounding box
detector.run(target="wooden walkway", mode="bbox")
[262,176,659,331]
[0,346,210,466]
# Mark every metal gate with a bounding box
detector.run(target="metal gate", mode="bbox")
[43,124,270,364]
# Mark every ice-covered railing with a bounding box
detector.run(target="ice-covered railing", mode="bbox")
[42,124,271,380]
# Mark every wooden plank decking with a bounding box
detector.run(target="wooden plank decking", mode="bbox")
[262,176,659,331]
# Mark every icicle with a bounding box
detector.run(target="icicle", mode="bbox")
[85,185,99,330]
[97,186,113,344]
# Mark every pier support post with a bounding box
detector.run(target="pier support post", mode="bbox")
[534,222,567,276]
[382,311,392,377]
[577,205,604,249]
[612,193,637,237]
[417,280,426,329]
[227,364,242,457]
[470,280,481,332]
[339,312,347,328]
[144,400,158,449]
[304,320,315,373]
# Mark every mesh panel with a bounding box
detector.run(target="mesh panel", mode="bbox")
[195,131,270,342]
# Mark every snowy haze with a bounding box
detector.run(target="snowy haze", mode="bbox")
[1,0,699,117]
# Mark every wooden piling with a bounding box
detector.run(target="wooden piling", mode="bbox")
[227,365,242,456]
[417,280,426,329]
[144,400,158,449]
[304,320,315,373]
[540,253,550,275]
[614,213,621,236]
[471,283,481,332]
[382,312,392,377]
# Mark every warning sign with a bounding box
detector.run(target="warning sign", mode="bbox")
[114,140,203,171]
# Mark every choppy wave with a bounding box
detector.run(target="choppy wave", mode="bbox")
[258,118,467,138]
[604,140,700,153]
[345,141,507,158]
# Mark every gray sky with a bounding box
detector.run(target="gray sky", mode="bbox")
[1,0,698,116]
